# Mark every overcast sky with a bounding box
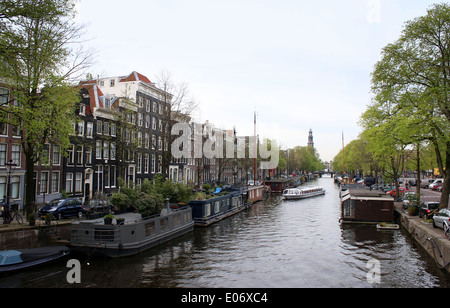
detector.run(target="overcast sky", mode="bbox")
[76,0,441,162]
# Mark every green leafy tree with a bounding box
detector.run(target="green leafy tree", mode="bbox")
[366,3,450,208]
[0,0,92,216]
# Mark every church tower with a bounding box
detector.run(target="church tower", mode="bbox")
[308,129,314,148]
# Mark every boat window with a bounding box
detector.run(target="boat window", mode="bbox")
[205,203,211,217]
[183,211,191,223]
[174,214,181,227]
[94,229,115,242]
[145,222,155,237]
[160,217,169,232]
[214,201,220,213]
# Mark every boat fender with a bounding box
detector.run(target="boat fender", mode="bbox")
[118,243,123,250]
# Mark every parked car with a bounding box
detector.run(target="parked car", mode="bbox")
[39,198,86,220]
[438,185,443,192]
[419,202,440,219]
[387,187,408,198]
[430,179,443,190]
[420,179,436,188]
[432,208,450,229]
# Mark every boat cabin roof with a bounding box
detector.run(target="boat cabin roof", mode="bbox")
[0,250,22,266]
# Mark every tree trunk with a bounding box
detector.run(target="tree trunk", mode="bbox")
[25,144,35,218]
[416,144,421,205]
[439,144,450,209]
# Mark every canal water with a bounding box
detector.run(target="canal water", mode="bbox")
[2,176,450,288]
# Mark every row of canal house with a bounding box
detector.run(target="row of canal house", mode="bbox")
[0,72,180,210]
[1,71,258,211]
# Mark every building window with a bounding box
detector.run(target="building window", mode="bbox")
[110,79,115,87]
[76,145,83,165]
[75,173,82,193]
[86,122,93,138]
[52,172,60,194]
[0,144,6,167]
[104,165,110,188]
[85,146,92,165]
[79,105,86,115]
[0,177,6,200]
[40,172,49,194]
[67,144,75,165]
[151,154,156,174]
[110,143,116,161]
[11,144,21,167]
[12,125,20,138]
[137,153,142,174]
[11,176,19,199]
[111,123,116,137]
[111,165,116,188]
[77,121,84,136]
[96,141,102,159]
[104,122,109,136]
[66,173,73,194]
[53,146,61,166]
[0,121,7,136]
[103,142,109,160]
[96,165,103,192]
[144,154,149,174]
[0,88,9,105]
[97,120,102,135]
[145,133,149,149]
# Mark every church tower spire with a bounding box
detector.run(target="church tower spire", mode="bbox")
[308,129,314,148]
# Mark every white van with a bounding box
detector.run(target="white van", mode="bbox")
[429,179,443,190]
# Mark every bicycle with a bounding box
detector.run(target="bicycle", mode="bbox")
[444,220,450,241]
[1,205,24,225]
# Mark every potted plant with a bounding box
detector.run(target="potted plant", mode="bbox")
[28,214,35,226]
[44,213,54,225]
[104,214,115,225]
[116,217,125,225]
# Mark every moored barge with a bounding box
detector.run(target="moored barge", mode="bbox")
[189,186,257,227]
[70,207,194,258]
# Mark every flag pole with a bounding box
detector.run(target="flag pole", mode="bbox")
[342,131,345,176]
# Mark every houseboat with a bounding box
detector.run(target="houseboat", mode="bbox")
[248,185,265,203]
[264,178,295,193]
[341,189,395,224]
[189,187,251,227]
[70,207,194,258]
[282,186,325,200]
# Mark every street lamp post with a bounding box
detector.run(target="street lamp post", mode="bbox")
[4,160,18,224]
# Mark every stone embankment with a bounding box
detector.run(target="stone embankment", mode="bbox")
[395,203,450,272]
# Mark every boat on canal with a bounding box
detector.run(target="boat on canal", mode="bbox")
[70,206,194,258]
[189,186,259,227]
[0,246,70,274]
[282,186,325,200]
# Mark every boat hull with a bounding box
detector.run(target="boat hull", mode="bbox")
[71,222,194,258]
[283,191,325,200]
[0,246,70,274]
[71,208,194,258]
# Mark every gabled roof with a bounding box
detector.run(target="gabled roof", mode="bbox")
[79,81,104,110]
[119,71,152,84]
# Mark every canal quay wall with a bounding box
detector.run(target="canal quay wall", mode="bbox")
[0,221,71,250]
[395,204,450,273]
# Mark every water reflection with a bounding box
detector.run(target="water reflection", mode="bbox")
[1,177,450,288]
